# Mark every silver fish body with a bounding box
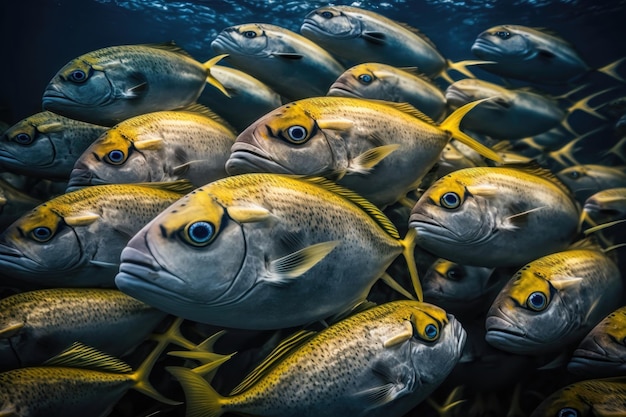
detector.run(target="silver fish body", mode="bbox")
[211,23,345,100]
[115,173,416,330]
[409,165,581,268]
[470,25,590,84]
[583,187,626,225]
[328,63,447,121]
[445,78,565,139]
[485,242,623,355]
[0,288,166,371]
[0,111,107,179]
[300,5,447,78]
[557,164,626,203]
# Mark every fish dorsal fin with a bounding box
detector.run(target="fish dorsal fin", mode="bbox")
[566,237,603,252]
[44,341,132,373]
[142,41,195,59]
[398,67,435,82]
[503,162,575,198]
[374,101,436,125]
[491,141,513,152]
[302,176,400,239]
[229,329,317,396]
[179,103,237,134]
[134,180,196,195]
[397,22,439,50]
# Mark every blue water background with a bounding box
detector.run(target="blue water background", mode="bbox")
[1,0,625,124]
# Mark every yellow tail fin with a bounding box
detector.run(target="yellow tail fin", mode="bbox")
[168,366,226,417]
[203,54,231,97]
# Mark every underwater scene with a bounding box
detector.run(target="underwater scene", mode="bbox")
[1,0,626,416]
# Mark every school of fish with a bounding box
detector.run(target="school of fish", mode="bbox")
[1,3,625,417]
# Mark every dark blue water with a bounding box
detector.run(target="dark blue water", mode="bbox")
[1,0,625,123]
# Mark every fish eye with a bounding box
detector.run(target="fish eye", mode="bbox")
[446,266,465,281]
[185,221,215,246]
[558,408,578,417]
[105,149,126,165]
[243,31,257,38]
[358,73,374,84]
[14,133,33,145]
[31,226,53,242]
[440,192,461,209]
[320,10,334,18]
[566,170,581,180]
[423,323,439,341]
[526,291,548,311]
[69,69,88,83]
[494,31,511,39]
[286,125,308,143]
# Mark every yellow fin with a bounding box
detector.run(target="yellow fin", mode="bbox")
[134,179,196,195]
[142,41,195,58]
[36,122,65,134]
[167,366,226,417]
[439,98,502,163]
[265,240,339,284]
[227,205,272,223]
[63,212,100,227]
[379,101,435,124]
[598,57,626,83]
[316,118,354,131]
[466,184,499,197]
[203,54,230,98]
[179,103,237,134]
[133,137,163,151]
[502,162,576,199]
[399,228,422,302]
[44,342,132,373]
[0,322,24,339]
[383,320,414,348]
[229,330,317,396]
[446,59,496,79]
[380,272,416,301]
[550,276,583,289]
[301,177,401,239]
[347,144,400,175]
[584,219,626,236]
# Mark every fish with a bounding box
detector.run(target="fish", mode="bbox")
[42,42,229,126]
[568,306,626,378]
[211,23,345,100]
[485,239,623,355]
[529,377,626,417]
[300,5,488,82]
[470,24,622,84]
[422,258,502,318]
[167,300,467,417]
[115,173,421,330]
[66,105,236,191]
[0,181,194,288]
[432,140,488,179]
[408,164,581,268]
[198,64,283,132]
[327,63,447,122]
[445,79,566,139]
[0,178,41,232]
[580,187,626,239]
[0,288,167,371]
[0,111,108,179]
[0,338,180,417]
[557,164,626,203]
[225,96,501,208]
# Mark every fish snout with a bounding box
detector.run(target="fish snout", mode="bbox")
[66,168,95,192]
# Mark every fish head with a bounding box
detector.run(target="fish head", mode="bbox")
[485,264,569,355]
[301,6,361,40]
[0,204,94,281]
[529,382,595,417]
[471,25,534,62]
[43,56,114,114]
[423,258,496,307]
[67,129,151,190]
[226,101,339,177]
[445,79,511,112]
[115,187,250,323]
[0,113,65,175]
[211,24,271,57]
[582,188,626,225]
[328,63,395,99]
[409,174,496,260]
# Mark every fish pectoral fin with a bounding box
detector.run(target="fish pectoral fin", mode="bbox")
[550,276,583,290]
[227,205,273,223]
[346,144,400,175]
[355,362,416,408]
[63,212,100,226]
[502,206,547,230]
[360,31,387,45]
[89,260,119,269]
[173,160,206,175]
[263,240,339,285]
[134,137,164,151]
[382,320,414,348]
[272,52,304,60]
[0,322,24,339]
[124,79,149,99]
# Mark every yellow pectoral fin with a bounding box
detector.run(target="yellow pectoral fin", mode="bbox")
[226,205,272,223]
[63,212,100,226]
[133,137,164,150]
[383,320,414,348]
[346,144,400,175]
[316,118,354,131]
[36,122,65,134]
[264,240,340,285]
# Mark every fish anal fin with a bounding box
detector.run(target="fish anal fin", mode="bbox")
[264,240,339,285]
[347,144,400,175]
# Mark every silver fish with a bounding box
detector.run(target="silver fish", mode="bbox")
[557,164,626,203]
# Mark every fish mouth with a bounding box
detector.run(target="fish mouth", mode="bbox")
[42,86,77,108]
[470,38,502,58]
[408,212,462,244]
[66,169,111,192]
[0,243,61,279]
[211,36,246,57]
[0,151,25,168]
[327,84,361,98]
[226,143,294,175]
[484,315,542,354]
[568,351,626,376]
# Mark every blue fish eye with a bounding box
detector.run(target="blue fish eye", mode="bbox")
[495,31,511,39]
[31,226,52,242]
[358,74,373,84]
[287,125,308,143]
[186,221,215,246]
[440,192,461,209]
[69,69,88,83]
[424,323,439,341]
[567,170,581,180]
[106,149,126,165]
[14,133,33,145]
[320,10,333,18]
[446,266,464,281]
[243,31,257,38]
[558,408,578,417]
[527,291,548,311]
